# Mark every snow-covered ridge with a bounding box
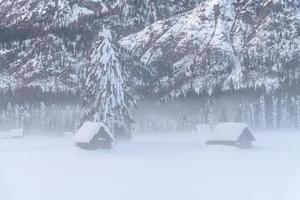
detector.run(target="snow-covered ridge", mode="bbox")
[0,0,108,28]
[120,0,300,99]
[0,0,299,99]
[0,0,157,29]
[0,34,84,93]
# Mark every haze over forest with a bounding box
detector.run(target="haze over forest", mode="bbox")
[0,0,299,134]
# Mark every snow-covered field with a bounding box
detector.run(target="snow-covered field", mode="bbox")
[1,131,300,200]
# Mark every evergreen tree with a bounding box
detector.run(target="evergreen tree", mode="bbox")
[40,102,47,130]
[240,101,248,123]
[249,103,255,128]
[22,103,30,129]
[206,97,216,128]
[257,95,266,129]
[15,104,24,128]
[219,108,228,123]
[6,102,13,129]
[0,110,5,130]
[176,112,188,132]
[235,103,243,123]
[296,96,300,128]
[271,95,278,129]
[198,108,205,124]
[243,102,252,127]
[80,26,135,138]
[138,119,145,133]
[280,95,292,129]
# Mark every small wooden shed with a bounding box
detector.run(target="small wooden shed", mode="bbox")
[73,121,114,150]
[206,123,255,149]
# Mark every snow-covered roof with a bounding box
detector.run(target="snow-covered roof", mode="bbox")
[0,129,24,138]
[207,123,252,141]
[73,121,114,144]
[10,129,24,137]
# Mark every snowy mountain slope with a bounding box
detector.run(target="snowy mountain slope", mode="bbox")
[0,0,202,96]
[0,0,115,29]
[0,0,114,93]
[0,0,89,28]
[120,0,300,99]
[0,0,199,32]
[243,0,300,91]
[118,0,202,34]
[0,0,299,100]
[0,34,86,92]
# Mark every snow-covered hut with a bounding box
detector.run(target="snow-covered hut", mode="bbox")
[206,123,255,149]
[0,129,24,139]
[73,121,114,150]
[10,129,24,138]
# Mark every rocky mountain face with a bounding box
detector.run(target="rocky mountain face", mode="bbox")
[121,0,300,99]
[0,0,199,99]
[0,0,299,102]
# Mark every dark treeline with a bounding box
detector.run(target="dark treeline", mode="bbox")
[136,93,300,134]
[0,25,90,43]
[0,92,299,134]
[0,102,81,134]
[0,88,80,108]
[0,89,81,134]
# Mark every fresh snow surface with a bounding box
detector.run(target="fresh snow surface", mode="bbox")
[1,131,300,200]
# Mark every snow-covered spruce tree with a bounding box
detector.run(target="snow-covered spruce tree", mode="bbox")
[241,101,249,125]
[290,97,297,129]
[40,102,47,130]
[198,108,206,124]
[249,103,255,128]
[219,108,228,123]
[6,102,13,129]
[279,95,292,129]
[271,95,278,129]
[235,101,252,126]
[15,104,25,128]
[0,110,5,130]
[257,96,267,129]
[176,112,188,132]
[206,97,216,128]
[235,103,244,123]
[80,26,135,139]
[244,103,253,128]
[296,96,300,129]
